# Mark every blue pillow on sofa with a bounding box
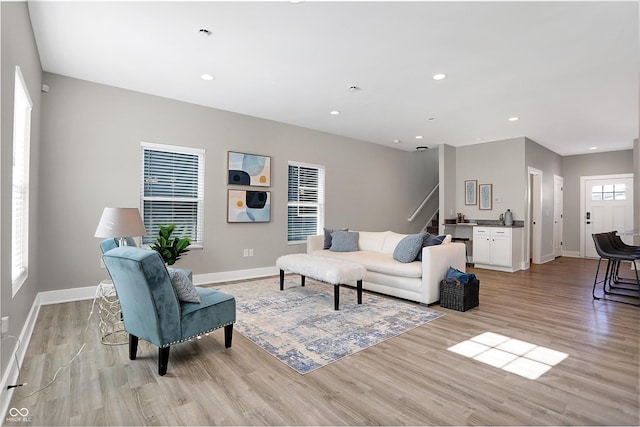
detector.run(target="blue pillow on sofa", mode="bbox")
[415,234,446,261]
[330,231,359,252]
[323,227,349,249]
[393,232,427,263]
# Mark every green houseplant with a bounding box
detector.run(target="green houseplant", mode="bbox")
[149,224,191,265]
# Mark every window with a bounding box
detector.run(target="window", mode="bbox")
[140,142,205,247]
[287,161,325,243]
[12,66,33,295]
[591,184,626,201]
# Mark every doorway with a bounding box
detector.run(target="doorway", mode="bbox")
[553,175,564,258]
[581,174,634,258]
[528,167,542,266]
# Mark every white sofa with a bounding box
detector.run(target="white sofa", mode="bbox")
[307,231,467,305]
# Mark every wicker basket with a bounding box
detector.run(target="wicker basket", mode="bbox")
[439,278,479,312]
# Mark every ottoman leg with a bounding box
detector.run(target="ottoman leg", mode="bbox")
[301,275,305,287]
[280,269,284,290]
[357,280,363,304]
[334,284,340,310]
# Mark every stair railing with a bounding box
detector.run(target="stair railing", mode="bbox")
[421,209,439,233]
[408,183,439,222]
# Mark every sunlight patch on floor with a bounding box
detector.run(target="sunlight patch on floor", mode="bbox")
[448,332,568,380]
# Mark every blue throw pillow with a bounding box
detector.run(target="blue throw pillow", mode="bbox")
[323,227,349,249]
[445,266,476,285]
[330,231,359,252]
[393,233,427,263]
[415,234,445,261]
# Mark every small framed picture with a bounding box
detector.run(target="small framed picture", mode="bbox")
[465,180,477,205]
[479,184,493,210]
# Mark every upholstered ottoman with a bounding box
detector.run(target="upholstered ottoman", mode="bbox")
[276,254,366,310]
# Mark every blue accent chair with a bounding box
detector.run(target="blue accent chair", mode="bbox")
[99,237,192,281]
[102,246,236,375]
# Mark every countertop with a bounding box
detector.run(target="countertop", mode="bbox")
[444,220,525,228]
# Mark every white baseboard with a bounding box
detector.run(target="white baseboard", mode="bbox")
[561,251,582,258]
[1,266,277,420]
[193,266,279,285]
[1,295,42,422]
[540,253,556,264]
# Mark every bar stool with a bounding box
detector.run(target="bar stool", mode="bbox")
[591,232,640,306]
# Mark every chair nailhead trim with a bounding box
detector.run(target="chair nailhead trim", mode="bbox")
[161,321,236,348]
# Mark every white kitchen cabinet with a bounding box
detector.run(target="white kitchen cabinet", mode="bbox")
[472,226,523,272]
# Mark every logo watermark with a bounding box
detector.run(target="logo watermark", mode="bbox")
[6,407,32,423]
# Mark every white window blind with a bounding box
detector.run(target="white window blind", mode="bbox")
[12,66,33,294]
[140,142,205,247]
[288,161,325,243]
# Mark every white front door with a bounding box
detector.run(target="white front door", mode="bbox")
[583,175,634,258]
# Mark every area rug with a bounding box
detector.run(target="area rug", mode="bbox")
[212,277,444,374]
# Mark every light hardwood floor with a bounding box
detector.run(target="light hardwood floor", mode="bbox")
[5,257,639,426]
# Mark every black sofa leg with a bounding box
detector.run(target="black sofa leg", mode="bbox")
[224,324,233,348]
[158,346,170,376]
[129,334,139,360]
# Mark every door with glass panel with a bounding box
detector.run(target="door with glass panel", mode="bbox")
[583,175,634,258]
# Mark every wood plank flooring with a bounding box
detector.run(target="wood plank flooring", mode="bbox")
[5,257,639,425]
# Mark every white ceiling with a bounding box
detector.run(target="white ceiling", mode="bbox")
[27,1,639,155]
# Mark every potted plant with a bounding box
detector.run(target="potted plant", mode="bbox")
[149,224,191,265]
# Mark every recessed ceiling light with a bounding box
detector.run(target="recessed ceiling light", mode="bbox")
[201,74,214,81]
[198,28,212,36]
[416,146,429,151]
[508,116,519,121]
[416,135,423,139]
[330,110,340,115]
[589,146,597,150]
[432,73,447,80]
[428,117,435,121]
[349,85,361,91]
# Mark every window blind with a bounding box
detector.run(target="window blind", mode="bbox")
[140,142,205,246]
[12,66,33,293]
[287,161,325,243]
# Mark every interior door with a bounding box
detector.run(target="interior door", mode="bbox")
[584,176,634,258]
[553,175,564,257]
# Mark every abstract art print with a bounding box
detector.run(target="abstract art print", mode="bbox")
[228,189,271,223]
[228,151,271,187]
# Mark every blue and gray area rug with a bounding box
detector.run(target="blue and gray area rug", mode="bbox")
[214,277,444,374]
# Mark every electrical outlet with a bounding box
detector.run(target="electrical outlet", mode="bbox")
[248,249,254,257]
[1,317,9,336]
[243,249,249,257]
[100,258,105,269]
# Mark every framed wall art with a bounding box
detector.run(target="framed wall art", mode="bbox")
[479,184,493,210]
[227,189,271,223]
[465,180,477,205]
[227,151,271,187]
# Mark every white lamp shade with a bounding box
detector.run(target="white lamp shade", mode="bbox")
[95,207,147,238]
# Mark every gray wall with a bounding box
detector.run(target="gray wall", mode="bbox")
[561,150,634,253]
[455,138,525,222]
[37,72,438,292]
[1,1,42,391]
[439,144,457,231]
[635,139,639,245]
